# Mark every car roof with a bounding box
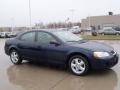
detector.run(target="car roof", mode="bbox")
[19,29,68,34]
[16,29,68,37]
[32,29,68,32]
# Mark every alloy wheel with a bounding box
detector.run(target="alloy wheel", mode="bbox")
[10,51,19,63]
[71,58,86,75]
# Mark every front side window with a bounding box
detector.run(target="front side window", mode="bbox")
[37,32,57,44]
[52,31,82,42]
[20,32,35,42]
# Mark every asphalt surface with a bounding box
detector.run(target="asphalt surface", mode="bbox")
[0,39,120,90]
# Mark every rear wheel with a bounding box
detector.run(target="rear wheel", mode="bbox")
[10,50,22,65]
[68,55,89,76]
[116,33,119,35]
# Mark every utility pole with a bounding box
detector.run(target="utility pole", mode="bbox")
[69,9,75,22]
[11,18,14,32]
[88,16,91,28]
[29,0,32,29]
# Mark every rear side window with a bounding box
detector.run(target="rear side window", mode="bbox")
[20,32,35,42]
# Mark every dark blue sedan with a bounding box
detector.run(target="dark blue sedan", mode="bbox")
[4,30,119,75]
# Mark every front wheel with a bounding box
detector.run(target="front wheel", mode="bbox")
[101,33,104,35]
[68,55,89,76]
[10,50,22,65]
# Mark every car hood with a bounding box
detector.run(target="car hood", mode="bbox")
[68,41,113,52]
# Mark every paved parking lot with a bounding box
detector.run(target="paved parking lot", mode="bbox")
[0,39,120,90]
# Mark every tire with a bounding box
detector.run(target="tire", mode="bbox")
[116,33,119,35]
[10,49,22,65]
[101,33,104,35]
[68,55,89,76]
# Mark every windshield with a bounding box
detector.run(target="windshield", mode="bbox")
[52,31,82,42]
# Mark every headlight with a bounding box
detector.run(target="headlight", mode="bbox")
[93,52,110,58]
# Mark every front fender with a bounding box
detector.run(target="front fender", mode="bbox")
[66,48,93,64]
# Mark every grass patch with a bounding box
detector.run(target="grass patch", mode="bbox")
[81,35,120,40]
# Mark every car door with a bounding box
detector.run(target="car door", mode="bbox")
[110,29,116,34]
[36,32,67,64]
[17,31,38,60]
[104,29,112,35]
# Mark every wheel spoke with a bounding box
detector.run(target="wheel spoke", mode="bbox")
[13,52,16,56]
[79,60,84,66]
[15,58,18,61]
[75,67,79,72]
[14,54,18,57]
[11,54,14,58]
[71,63,76,68]
[74,58,79,64]
[79,65,85,71]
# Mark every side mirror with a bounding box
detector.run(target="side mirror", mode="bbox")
[50,41,60,46]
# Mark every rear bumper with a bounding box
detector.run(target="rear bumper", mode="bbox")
[4,44,9,55]
[90,54,119,69]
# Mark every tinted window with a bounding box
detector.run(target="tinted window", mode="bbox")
[37,32,57,44]
[20,32,35,42]
[113,27,120,31]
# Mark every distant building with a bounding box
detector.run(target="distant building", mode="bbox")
[81,13,120,30]
[13,27,30,32]
[0,27,30,32]
[0,27,12,32]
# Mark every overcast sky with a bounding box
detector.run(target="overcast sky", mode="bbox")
[0,0,120,27]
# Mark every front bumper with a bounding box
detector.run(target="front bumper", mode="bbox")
[0,35,6,38]
[90,54,119,69]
